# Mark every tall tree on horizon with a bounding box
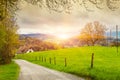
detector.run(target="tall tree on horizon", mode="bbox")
[80,21,106,46]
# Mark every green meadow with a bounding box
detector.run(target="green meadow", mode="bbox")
[16,46,120,80]
[0,61,19,80]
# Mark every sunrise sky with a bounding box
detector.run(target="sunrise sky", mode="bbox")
[16,0,120,37]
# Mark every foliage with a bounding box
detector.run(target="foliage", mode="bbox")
[0,0,19,21]
[0,61,20,80]
[79,21,106,46]
[0,0,119,16]
[0,18,19,64]
[25,0,120,12]
[17,46,120,80]
[0,0,19,64]
[18,37,62,53]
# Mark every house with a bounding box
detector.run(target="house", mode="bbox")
[26,48,34,53]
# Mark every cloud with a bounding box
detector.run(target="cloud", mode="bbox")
[16,0,120,34]
[20,17,39,25]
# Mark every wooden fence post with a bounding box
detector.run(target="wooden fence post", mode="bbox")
[91,53,94,68]
[65,58,67,67]
[54,57,56,65]
[35,56,37,61]
[42,56,43,62]
[44,57,46,62]
[39,56,41,61]
[49,57,51,64]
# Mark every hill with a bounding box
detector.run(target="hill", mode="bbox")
[19,31,120,40]
[19,33,56,40]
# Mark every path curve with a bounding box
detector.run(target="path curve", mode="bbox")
[15,60,84,80]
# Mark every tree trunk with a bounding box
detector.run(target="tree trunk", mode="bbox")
[0,44,12,64]
[1,57,11,64]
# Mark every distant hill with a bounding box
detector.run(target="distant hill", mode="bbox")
[19,31,120,40]
[19,33,56,40]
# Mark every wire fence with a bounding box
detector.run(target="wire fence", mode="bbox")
[17,53,95,68]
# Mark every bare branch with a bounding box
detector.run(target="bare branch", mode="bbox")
[24,0,120,12]
[106,0,120,11]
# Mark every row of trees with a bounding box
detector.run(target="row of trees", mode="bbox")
[18,37,62,54]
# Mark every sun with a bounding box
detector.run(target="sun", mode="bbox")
[57,34,70,40]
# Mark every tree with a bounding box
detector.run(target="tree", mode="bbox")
[0,17,18,64]
[0,0,19,21]
[80,21,106,46]
[0,0,19,64]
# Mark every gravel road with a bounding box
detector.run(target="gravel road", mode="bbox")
[15,60,85,80]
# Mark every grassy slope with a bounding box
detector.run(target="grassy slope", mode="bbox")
[17,46,120,80]
[0,61,19,80]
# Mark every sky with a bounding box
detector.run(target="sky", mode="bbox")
[16,0,120,37]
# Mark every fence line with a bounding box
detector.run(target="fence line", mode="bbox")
[33,54,95,68]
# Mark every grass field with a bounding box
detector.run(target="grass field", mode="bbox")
[0,61,20,80]
[16,46,120,80]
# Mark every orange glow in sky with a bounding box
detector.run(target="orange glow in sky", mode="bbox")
[56,34,71,40]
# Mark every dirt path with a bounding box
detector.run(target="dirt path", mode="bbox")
[15,60,85,80]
